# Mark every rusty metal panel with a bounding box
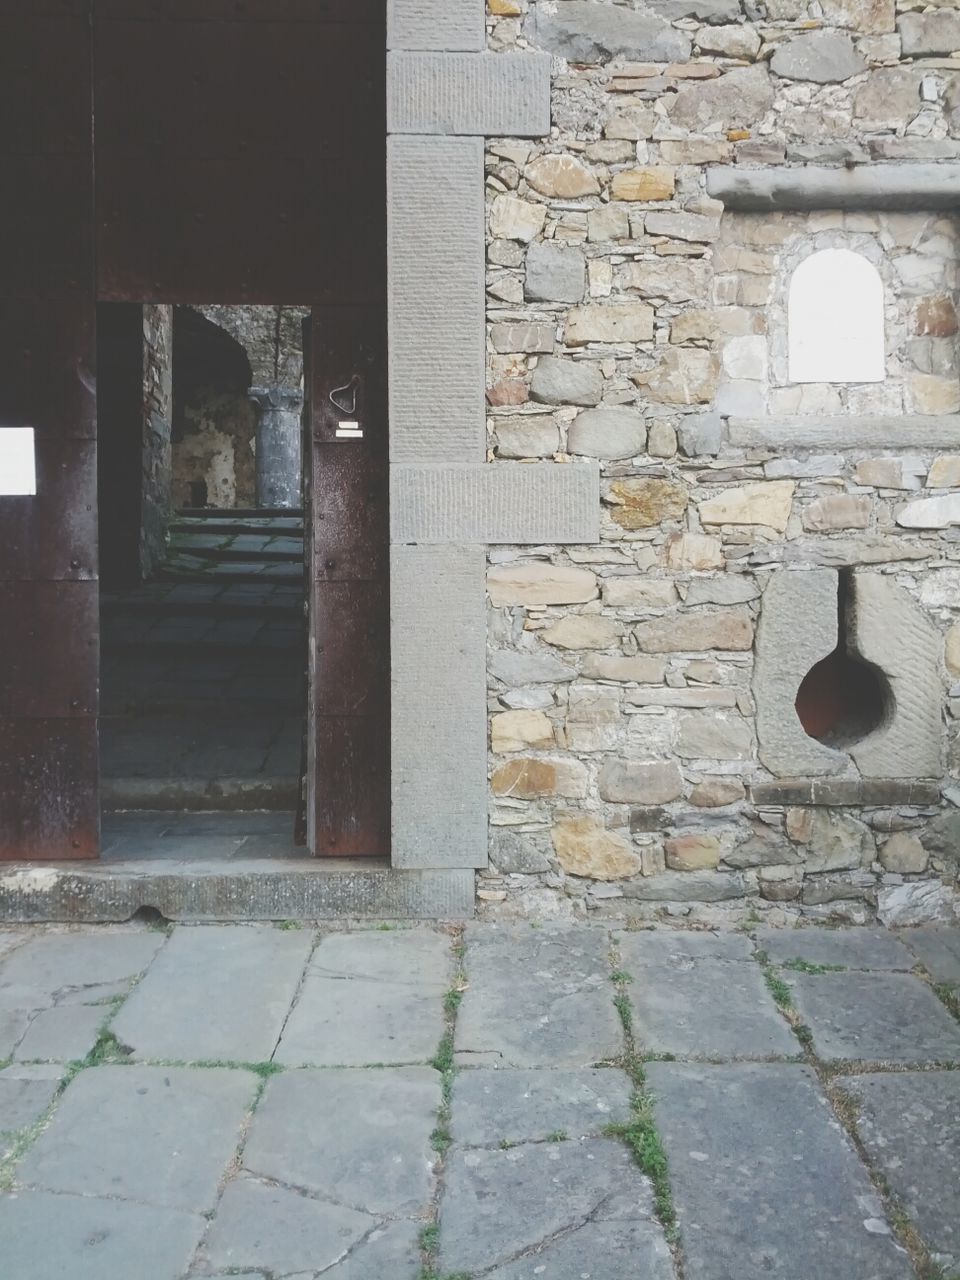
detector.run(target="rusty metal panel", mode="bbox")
[311,449,389,583]
[311,582,388,719]
[0,18,91,155]
[94,1,381,22]
[312,717,390,857]
[0,583,98,718]
[0,158,93,300]
[0,299,96,439]
[0,440,97,582]
[0,718,99,861]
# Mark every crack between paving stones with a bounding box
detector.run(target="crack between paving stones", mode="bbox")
[236,1166,409,1221]
[267,927,323,1066]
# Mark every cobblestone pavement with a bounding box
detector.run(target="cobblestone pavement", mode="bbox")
[0,921,958,1279]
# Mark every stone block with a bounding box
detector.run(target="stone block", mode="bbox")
[879,832,928,874]
[677,712,753,760]
[530,356,603,407]
[611,167,676,202]
[551,815,642,880]
[525,241,585,304]
[525,1,692,63]
[639,348,720,405]
[877,882,955,928]
[896,493,960,528]
[568,407,647,460]
[635,608,754,654]
[491,709,555,753]
[490,193,547,242]
[581,654,667,682]
[565,302,654,346]
[489,650,577,684]
[388,0,484,50]
[770,31,866,82]
[899,10,960,56]
[699,481,795,532]
[607,477,689,530]
[525,154,599,198]
[678,413,723,457]
[670,65,775,132]
[622,870,747,901]
[489,323,554,355]
[391,545,487,869]
[847,572,943,780]
[390,462,600,544]
[598,759,683,804]
[753,569,845,779]
[491,756,588,800]
[494,414,559,459]
[664,532,725,569]
[388,52,551,136]
[665,834,721,871]
[621,258,709,303]
[588,204,631,241]
[802,494,872,532]
[696,23,761,57]
[819,0,894,33]
[690,778,745,807]
[542,615,622,650]
[487,563,597,607]
[389,137,485,462]
[602,578,678,608]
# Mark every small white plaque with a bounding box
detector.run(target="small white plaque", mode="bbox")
[336,420,364,439]
[0,427,37,495]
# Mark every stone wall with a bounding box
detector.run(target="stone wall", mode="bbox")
[140,304,174,578]
[481,0,960,925]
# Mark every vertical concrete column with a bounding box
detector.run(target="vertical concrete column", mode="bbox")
[249,386,303,509]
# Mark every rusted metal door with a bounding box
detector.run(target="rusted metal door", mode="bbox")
[301,310,390,856]
[0,2,99,860]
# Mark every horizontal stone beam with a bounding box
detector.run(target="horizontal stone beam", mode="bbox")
[707,164,960,211]
[390,462,601,545]
[387,0,484,51]
[751,779,942,806]
[388,137,486,463]
[728,416,960,450]
[388,52,552,136]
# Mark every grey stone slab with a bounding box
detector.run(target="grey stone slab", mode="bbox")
[390,462,600,545]
[0,1190,205,1280]
[323,1220,422,1279]
[13,1004,105,1062]
[0,928,163,1009]
[17,1065,255,1212]
[243,1068,440,1216]
[899,926,960,985]
[758,926,916,971]
[388,0,484,51]
[622,929,755,962]
[455,925,624,1067]
[111,925,313,1061]
[848,572,943,779]
[438,1137,671,1276]
[0,1063,61,1134]
[619,932,797,1060]
[391,544,488,870]
[647,1062,912,1280]
[388,52,551,137]
[708,163,960,211]
[754,569,845,779]
[451,1067,632,1146]
[836,1071,960,1264]
[202,1174,372,1275]
[0,1008,30,1058]
[526,0,691,63]
[388,136,485,464]
[789,971,960,1063]
[728,416,960,451]
[0,863,476,922]
[275,929,450,1066]
[483,1220,675,1280]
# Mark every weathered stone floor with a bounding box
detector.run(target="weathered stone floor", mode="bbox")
[0,921,957,1279]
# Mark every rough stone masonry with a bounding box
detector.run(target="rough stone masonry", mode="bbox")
[479,0,960,926]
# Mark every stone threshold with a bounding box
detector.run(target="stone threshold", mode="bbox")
[0,860,475,923]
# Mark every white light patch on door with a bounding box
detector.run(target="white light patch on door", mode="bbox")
[336,420,363,439]
[0,428,37,495]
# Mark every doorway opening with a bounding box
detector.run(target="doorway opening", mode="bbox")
[97,303,309,859]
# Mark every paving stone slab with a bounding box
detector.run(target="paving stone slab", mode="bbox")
[646,1062,912,1280]
[322,1220,422,1279]
[789,971,960,1063]
[450,1067,633,1146]
[836,1071,960,1264]
[483,1218,676,1280]
[243,1067,439,1216]
[275,929,450,1066]
[455,925,624,1067]
[757,926,916,971]
[111,925,313,1061]
[17,1065,255,1212]
[0,928,163,1010]
[621,928,756,962]
[0,1008,30,1058]
[899,926,960,985]
[202,1174,373,1275]
[13,1004,105,1062]
[0,1189,205,1280]
[0,1063,62,1134]
[438,1137,669,1275]
[619,932,797,1060]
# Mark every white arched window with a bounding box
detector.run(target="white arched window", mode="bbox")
[787,249,885,384]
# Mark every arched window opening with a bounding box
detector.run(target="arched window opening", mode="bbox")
[788,249,885,384]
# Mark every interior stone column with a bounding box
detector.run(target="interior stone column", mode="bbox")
[249,386,302,509]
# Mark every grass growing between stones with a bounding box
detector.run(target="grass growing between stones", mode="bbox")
[781,958,845,975]
[754,949,814,1049]
[933,983,960,1022]
[607,949,680,1252]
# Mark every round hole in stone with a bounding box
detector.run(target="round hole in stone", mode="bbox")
[795,645,891,748]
